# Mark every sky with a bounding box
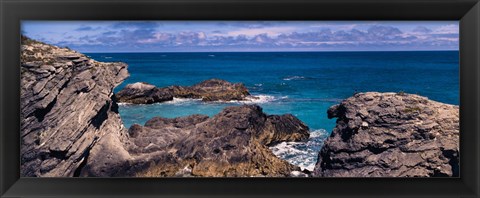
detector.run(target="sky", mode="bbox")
[21,21,459,53]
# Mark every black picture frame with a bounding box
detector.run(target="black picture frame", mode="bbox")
[1,0,479,197]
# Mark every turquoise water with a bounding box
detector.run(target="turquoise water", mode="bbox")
[87,51,459,170]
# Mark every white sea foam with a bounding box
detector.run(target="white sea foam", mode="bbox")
[311,129,330,139]
[269,129,329,171]
[117,102,133,106]
[164,97,202,104]
[222,94,287,104]
[242,95,276,104]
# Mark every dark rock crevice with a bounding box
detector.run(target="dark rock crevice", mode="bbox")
[33,97,57,122]
[110,95,120,114]
[49,149,68,160]
[29,77,71,122]
[442,149,460,177]
[366,146,389,155]
[90,101,110,129]
[73,137,97,177]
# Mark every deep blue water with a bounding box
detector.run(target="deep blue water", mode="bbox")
[86,51,459,170]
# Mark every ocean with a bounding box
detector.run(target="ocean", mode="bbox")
[86,51,459,171]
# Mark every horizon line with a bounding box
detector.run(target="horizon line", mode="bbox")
[82,49,459,53]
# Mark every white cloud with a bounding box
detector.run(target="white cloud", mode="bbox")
[225,27,297,37]
[22,21,460,52]
[433,24,459,34]
[309,24,358,31]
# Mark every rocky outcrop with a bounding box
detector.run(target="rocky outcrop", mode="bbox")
[20,36,129,177]
[313,92,459,177]
[127,114,209,153]
[114,82,174,104]
[168,105,309,177]
[115,79,250,104]
[171,78,250,101]
[84,105,310,177]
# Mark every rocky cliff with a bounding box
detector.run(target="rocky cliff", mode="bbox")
[313,92,459,177]
[20,37,309,177]
[20,36,129,176]
[116,79,251,104]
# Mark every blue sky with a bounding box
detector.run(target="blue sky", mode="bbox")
[21,21,459,52]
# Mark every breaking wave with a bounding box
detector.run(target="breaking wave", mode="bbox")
[224,95,288,104]
[241,95,277,104]
[269,129,329,171]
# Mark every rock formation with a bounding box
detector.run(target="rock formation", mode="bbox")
[115,79,250,104]
[20,36,309,177]
[313,92,459,177]
[20,36,129,176]
[171,78,250,101]
[84,105,310,177]
[114,82,174,104]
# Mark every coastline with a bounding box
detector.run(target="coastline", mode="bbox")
[19,36,460,177]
